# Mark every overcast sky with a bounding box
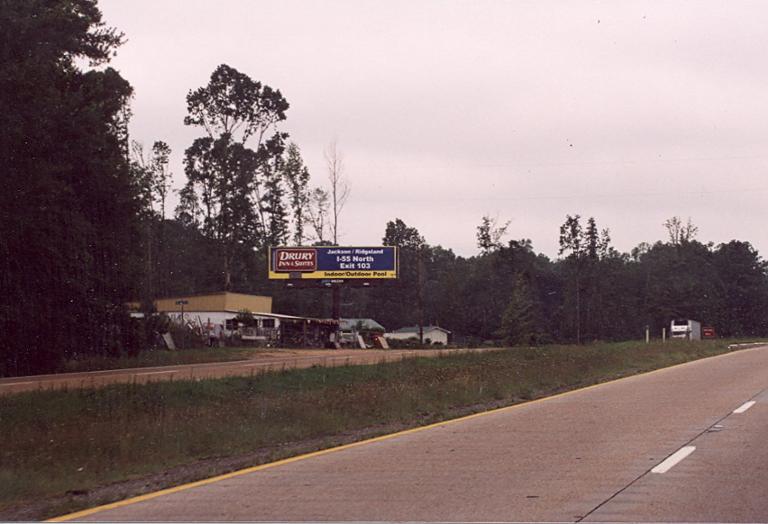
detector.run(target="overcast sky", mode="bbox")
[99,0,768,258]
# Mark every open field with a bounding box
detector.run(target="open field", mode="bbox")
[0,339,755,520]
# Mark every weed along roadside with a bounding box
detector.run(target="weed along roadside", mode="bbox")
[0,339,757,520]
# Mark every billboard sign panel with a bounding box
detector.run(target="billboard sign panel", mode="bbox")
[269,246,398,280]
[274,248,317,272]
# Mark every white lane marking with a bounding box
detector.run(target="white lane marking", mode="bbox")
[733,400,756,414]
[652,446,696,474]
[135,370,177,376]
[0,381,34,386]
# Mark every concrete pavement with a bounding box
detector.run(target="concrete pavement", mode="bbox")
[51,344,768,522]
[586,389,768,522]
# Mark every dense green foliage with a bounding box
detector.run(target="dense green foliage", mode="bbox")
[0,2,314,376]
[0,0,143,375]
[176,64,290,290]
[145,213,768,345]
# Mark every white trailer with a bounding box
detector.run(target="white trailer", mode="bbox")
[670,319,701,340]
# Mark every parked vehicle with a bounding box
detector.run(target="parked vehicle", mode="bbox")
[670,319,701,340]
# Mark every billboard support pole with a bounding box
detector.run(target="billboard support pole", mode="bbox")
[331,284,342,349]
[332,285,341,321]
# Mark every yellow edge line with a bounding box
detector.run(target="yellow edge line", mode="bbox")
[47,345,764,522]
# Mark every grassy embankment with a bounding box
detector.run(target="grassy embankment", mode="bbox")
[58,347,265,374]
[0,339,758,519]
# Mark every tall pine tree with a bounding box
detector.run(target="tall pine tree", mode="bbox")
[0,0,143,374]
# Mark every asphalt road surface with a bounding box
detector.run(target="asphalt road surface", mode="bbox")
[0,348,500,395]
[55,345,768,522]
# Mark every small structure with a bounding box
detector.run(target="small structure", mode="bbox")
[340,318,386,333]
[137,292,266,338]
[152,292,272,326]
[274,313,338,347]
[669,319,702,341]
[130,292,337,348]
[339,318,386,348]
[386,325,451,345]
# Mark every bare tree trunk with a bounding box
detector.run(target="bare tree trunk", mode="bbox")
[307,188,329,243]
[223,245,232,291]
[325,141,349,244]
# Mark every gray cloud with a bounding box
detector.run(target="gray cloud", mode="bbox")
[101,0,768,257]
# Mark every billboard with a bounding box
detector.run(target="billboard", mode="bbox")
[268,246,398,280]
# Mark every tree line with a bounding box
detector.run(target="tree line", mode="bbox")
[147,209,768,347]
[0,0,343,375]
[3,1,768,376]
[311,214,755,346]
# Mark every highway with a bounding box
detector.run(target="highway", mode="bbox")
[0,347,501,395]
[53,345,768,522]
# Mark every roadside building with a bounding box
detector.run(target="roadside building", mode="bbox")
[339,318,387,347]
[132,292,337,348]
[152,292,272,329]
[340,318,386,333]
[385,325,451,345]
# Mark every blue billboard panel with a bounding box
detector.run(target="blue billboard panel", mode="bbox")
[269,246,398,279]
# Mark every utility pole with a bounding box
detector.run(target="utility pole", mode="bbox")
[176,299,188,349]
[417,246,425,345]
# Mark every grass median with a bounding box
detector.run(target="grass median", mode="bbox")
[0,339,757,519]
[58,347,267,374]
[0,347,270,378]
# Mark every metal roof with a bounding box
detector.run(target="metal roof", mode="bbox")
[340,318,386,331]
[391,325,451,334]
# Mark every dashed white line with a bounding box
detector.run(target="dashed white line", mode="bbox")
[733,400,756,414]
[135,370,178,376]
[0,381,34,387]
[651,446,696,474]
